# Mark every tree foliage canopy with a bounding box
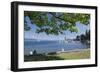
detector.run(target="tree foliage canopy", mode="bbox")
[24,11,90,35]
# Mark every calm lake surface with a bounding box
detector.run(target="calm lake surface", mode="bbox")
[24,39,90,55]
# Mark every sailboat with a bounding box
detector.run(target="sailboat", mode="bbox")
[64,36,72,43]
[64,36,68,43]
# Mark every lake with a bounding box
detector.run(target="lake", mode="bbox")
[24,39,90,55]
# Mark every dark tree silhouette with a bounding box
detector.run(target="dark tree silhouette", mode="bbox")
[75,30,90,44]
[76,35,80,41]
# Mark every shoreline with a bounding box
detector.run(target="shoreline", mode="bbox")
[57,48,90,53]
[24,48,90,56]
[24,48,90,62]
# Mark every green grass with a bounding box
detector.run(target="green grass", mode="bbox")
[55,50,90,60]
[24,54,64,62]
[24,49,90,62]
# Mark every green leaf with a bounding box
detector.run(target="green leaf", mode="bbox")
[24,11,90,35]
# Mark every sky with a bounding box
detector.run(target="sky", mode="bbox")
[24,15,90,40]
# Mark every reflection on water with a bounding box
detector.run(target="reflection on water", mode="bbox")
[24,39,90,55]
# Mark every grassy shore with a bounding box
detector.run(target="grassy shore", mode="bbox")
[24,49,90,62]
[55,49,90,60]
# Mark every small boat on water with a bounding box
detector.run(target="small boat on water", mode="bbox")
[64,36,73,43]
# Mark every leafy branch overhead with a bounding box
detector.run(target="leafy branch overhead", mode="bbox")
[24,11,90,35]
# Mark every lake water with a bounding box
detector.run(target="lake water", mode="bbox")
[24,39,90,55]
